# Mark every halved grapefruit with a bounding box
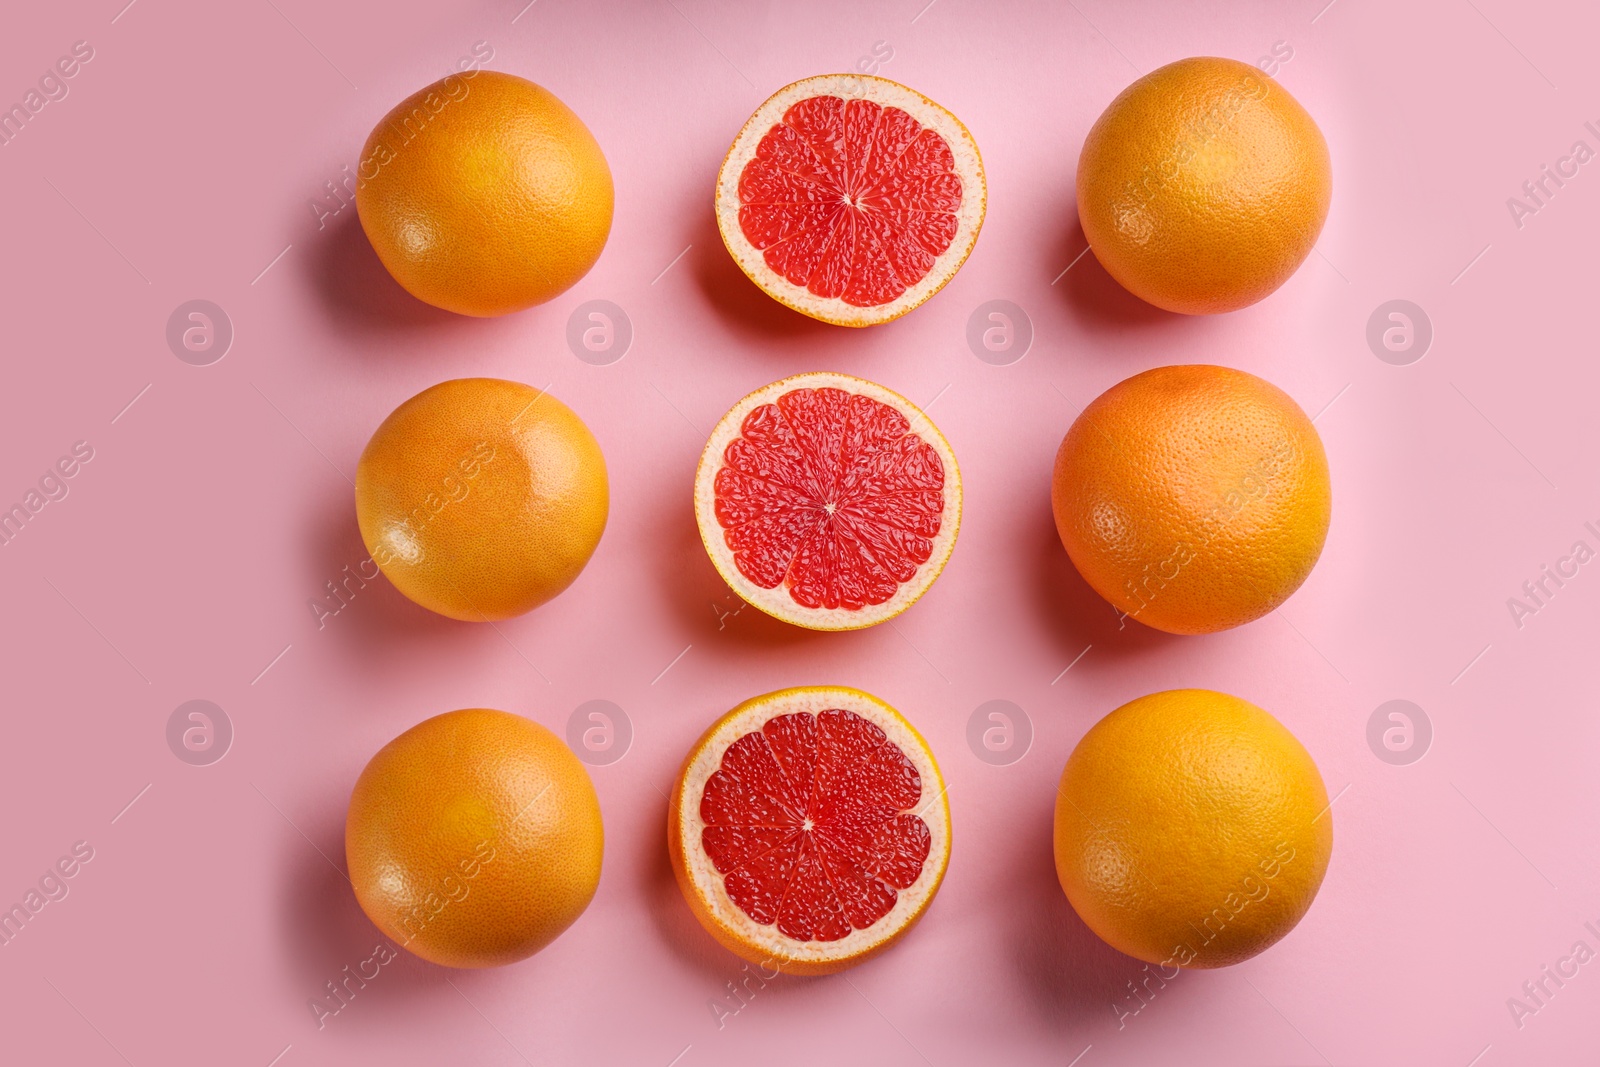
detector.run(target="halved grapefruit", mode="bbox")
[715,74,986,326]
[668,686,950,975]
[694,372,961,631]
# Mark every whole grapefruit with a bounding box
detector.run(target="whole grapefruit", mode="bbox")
[1076,57,1331,314]
[355,378,608,622]
[1051,365,1330,634]
[346,708,604,968]
[1054,689,1332,968]
[355,71,613,317]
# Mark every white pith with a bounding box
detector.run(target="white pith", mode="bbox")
[693,371,963,631]
[674,688,951,968]
[715,74,987,327]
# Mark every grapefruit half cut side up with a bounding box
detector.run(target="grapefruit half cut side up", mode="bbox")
[668,687,951,975]
[716,74,986,326]
[694,372,962,631]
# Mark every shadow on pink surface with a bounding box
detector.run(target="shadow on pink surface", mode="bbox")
[274,801,449,1019]
[655,500,831,652]
[277,831,483,1046]
[1007,795,1170,1032]
[1027,502,1181,665]
[687,220,851,346]
[638,783,752,983]
[1049,219,1185,334]
[300,490,479,677]
[304,212,475,342]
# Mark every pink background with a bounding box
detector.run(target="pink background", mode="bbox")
[1,0,1596,1063]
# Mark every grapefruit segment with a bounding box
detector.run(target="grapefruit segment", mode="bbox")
[717,75,986,326]
[695,372,962,631]
[668,687,951,975]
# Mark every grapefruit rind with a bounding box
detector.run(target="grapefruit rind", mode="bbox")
[668,687,951,976]
[693,371,962,631]
[715,74,987,327]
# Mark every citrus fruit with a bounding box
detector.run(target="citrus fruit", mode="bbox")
[356,378,608,622]
[715,74,986,326]
[1054,689,1332,968]
[1051,364,1329,634]
[694,372,961,630]
[1076,57,1331,314]
[355,71,613,317]
[668,686,950,975]
[345,708,604,969]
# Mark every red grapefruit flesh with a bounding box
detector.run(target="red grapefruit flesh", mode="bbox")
[716,75,986,326]
[705,708,930,940]
[668,686,951,974]
[694,372,962,631]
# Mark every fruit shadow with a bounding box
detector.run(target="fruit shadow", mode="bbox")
[1027,502,1180,667]
[302,210,483,347]
[638,774,767,983]
[639,783,863,1013]
[655,493,831,652]
[1049,218,1183,335]
[1005,797,1175,1030]
[274,801,451,1029]
[686,227,839,347]
[302,489,484,678]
